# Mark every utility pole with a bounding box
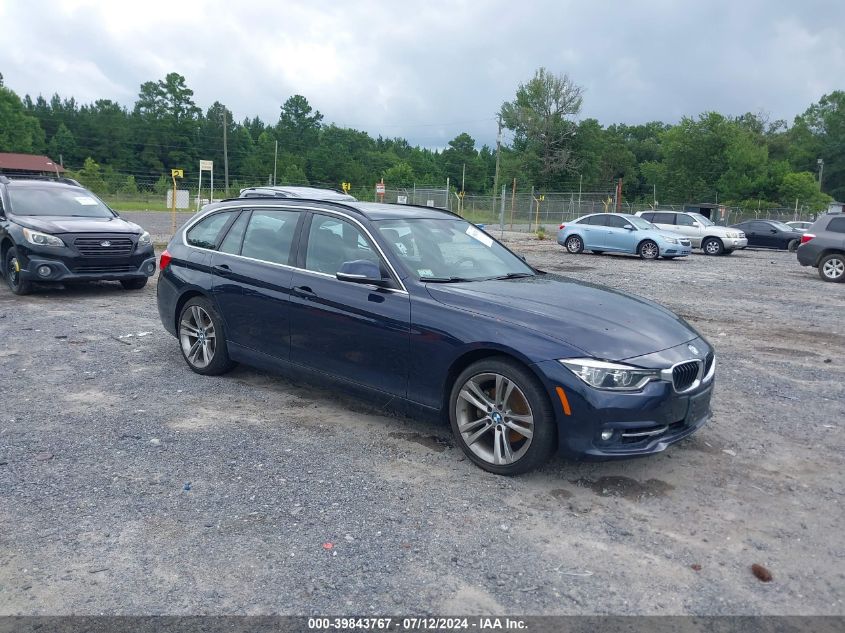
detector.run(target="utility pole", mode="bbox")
[221,109,229,191]
[461,162,466,215]
[493,115,502,215]
[578,173,582,213]
[818,158,824,192]
[273,140,278,185]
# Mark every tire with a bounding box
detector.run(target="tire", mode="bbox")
[449,357,557,476]
[818,253,845,283]
[638,240,659,260]
[787,239,799,253]
[178,297,236,375]
[565,235,584,254]
[120,277,148,290]
[702,237,724,256]
[4,247,33,295]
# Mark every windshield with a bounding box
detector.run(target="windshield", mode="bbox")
[629,216,655,230]
[8,187,115,218]
[689,213,714,226]
[375,218,534,281]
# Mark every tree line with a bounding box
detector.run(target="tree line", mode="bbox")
[0,69,841,209]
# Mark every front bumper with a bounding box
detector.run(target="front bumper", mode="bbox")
[16,242,157,282]
[723,237,748,249]
[532,340,714,459]
[661,242,692,256]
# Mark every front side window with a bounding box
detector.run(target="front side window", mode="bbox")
[375,218,534,282]
[605,215,630,229]
[8,186,114,218]
[240,209,300,265]
[689,213,713,226]
[305,215,380,275]
[677,214,696,226]
[186,211,236,249]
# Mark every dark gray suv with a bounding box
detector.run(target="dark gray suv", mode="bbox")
[796,213,845,282]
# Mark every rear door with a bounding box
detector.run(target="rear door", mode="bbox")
[581,215,608,249]
[211,207,303,360]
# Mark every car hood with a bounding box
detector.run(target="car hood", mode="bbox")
[426,273,699,361]
[12,215,143,235]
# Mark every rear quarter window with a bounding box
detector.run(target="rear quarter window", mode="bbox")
[826,217,845,233]
[186,211,236,249]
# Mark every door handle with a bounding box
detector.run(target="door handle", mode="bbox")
[293,285,316,299]
[212,264,233,276]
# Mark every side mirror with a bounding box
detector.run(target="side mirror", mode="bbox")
[336,260,386,285]
[623,224,635,231]
[692,222,702,227]
[517,253,528,262]
[770,229,778,234]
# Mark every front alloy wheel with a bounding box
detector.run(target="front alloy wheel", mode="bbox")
[178,298,235,375]
[638,240,659,260]
[450,358,556,475]
[702,237,723,256]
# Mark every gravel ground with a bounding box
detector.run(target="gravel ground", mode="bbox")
[0,235,843,616]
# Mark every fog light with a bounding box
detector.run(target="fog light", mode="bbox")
[600,430,614,441]
[37,265,51,278]
[146,262,156,273]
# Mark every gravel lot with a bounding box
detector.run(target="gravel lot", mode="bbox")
[0,231,843,616]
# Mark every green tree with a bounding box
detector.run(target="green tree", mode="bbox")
[500,68,583,187]
[47,123,78,166]
[778,172,831,210]
[278,95,323,156]
[74,157,107,193]
[383,161,415,188]
[0,85,45,152]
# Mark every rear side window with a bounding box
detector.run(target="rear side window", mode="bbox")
[652,213,676,224]
[186,211,236,249]
[640,213,654,221]
[587,215,608,226]
[219,211,250,254]
[827,217,845,233]
[240,209,300,265]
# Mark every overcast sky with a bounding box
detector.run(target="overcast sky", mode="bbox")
[1,0,843,148]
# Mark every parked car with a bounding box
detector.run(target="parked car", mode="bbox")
[0,176,156,295]
[239,185,357,201]
[557,213,692,259]
[786,221,813,233]
[636,210,747,255]
[156,198,714,475]
[729,220,803,251]
[796,213,845,282]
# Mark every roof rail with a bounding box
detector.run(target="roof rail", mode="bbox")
[58,177,82,187]
[0,175,10,184]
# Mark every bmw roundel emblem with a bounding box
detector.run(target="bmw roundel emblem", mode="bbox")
[687,344,700,356]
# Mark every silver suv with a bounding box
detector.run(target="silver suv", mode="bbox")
[636,211,747,255]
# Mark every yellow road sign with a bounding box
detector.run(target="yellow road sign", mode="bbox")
[171,169,184,178]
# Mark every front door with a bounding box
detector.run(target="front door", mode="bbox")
[602,215,636,252]
[288,212,411,397]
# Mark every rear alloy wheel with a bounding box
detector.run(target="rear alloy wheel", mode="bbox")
[702,237,724,256]
[120,278,148,290]
[787,239,799,253]
[450,358,556,475]
[4,247,33,295]
[565,235,584,254]
[638,240,659,260]
[178,297,235,375]
[819,254,845,283]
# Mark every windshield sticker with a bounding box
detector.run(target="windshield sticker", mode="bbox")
[75,196,98,206]
[465,225,493,247]
[417,269,434,277]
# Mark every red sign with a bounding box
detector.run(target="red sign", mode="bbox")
[376,183,385,194]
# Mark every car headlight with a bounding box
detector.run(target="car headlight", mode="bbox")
[138,231,152,246]
[726,231,739,238]
[661,236,679,244]
[560,358,662,391]
[22,227,65,248]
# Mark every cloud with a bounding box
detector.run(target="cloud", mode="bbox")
[1,0,843,148]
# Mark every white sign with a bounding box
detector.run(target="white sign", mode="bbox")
[376,183,385,194]
[167,189,190,209]
[74,196,98,206]
[466,224,493,248]
[397,195,407,204]
[199,160,214,171]
[426,200,435,207]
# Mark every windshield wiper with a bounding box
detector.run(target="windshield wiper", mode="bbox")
[490,272,535,280]
[420,276,473,283]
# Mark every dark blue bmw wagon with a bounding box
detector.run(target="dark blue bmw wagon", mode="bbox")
[156,197,714,475]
